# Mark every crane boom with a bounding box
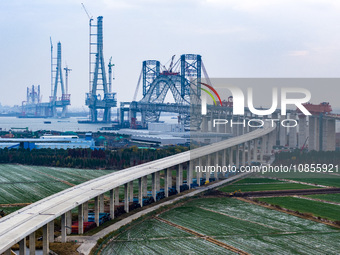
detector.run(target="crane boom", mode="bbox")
[169,55,176,72]
[81,3,92,20]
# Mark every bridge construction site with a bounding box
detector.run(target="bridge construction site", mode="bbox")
[20,40,71,118]
[16,14,339,152]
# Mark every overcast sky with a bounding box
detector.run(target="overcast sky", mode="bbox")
[1,0,340,109]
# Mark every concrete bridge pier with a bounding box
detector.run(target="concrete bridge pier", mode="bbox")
[124,183,129,213]
[19,238,26,255]
[29,232,35,255]
[279,115,287,146]
[202,116,208,132]
[129,181,134,202]
[164,168,169,197]
[94,197,100,225]
[61,213,66,242]
[115,187,120,206]
[214,151,219,179]
[84,201,89,222]
[188,160,194,187]
[247,141,251,164]
[253,139,258,161]
[242,143,246,166]
[152,173,156,202]
[298,116,307,148]
[66,210,72,234]
[197,157,202,186]
[222,149,227,165]
[236,145,240,169]
[229,147,234,166]
[138,178,143,207]
[43,223,49,255]
[142,176,148,197]
[288,113,297,148]
[110,189,115,218]
[156,172,160,192]
[176,164,183,193]
[78,204,84,234]
[100,194,105,213]
[48,220,54,242]
[208,154,213,180]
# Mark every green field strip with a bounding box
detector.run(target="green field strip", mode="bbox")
[257,196,340,222]
[219,183,319,193]
[304,193,340,203]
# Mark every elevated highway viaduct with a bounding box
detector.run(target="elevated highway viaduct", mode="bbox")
[0,124,276,255]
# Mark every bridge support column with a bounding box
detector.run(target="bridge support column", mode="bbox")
[19,238,26,255]
[66,210,72,235]
[99,194,104,213]
[176,164,183,193]
[78,204,84,234]
[29,232,35,255]
[322,118,336,151]
[279,115,287,146]
[210,114,216,132]
[222,149,227,166]
[197,157,202,186]
[110,189,115,219]
[164,169,169,197]
[94,196,100,225]
[260,136,266,162]
[156,172,160,192]
[269,130,276,154]
[84,201,88,222]
[206,154,211,181]
[188,161,193,188]
[253,139,258,161]
[202,116,208,132]
[143,176,148,197]
[214,152,219,179]
[48,220,54,242]
[298,116,307,148]
[138,177,143,207]
[129,181,134,202]
[43,223,49,255]
[152,173,157,202]
[124,183,129,213]
[247,141,251,165]
[115,187,120,205]
[229,147,233,166]
[61,213,66,243]
[288,113,297,148]
[236,145,240,169]
[226,118,232,133]
[242,143,246,166]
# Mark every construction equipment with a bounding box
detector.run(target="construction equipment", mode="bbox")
[64,65,72,95]
[108,57,115,93]
[298,102,332,115]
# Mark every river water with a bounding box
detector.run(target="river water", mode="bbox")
[0,115,179,132]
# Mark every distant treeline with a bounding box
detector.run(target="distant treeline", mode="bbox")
[0,146,189,169]
[274,150,340,165]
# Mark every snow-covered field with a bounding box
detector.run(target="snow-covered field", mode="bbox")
[0,164,114,205]
[101,197,340,255]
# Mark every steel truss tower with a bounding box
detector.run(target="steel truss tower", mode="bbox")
[135,54,201,127]
[86,16,117,123]
[181,54,201,100]
[50,41,70,118]
[142,60,160,96]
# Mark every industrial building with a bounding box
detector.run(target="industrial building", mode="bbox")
[0,134,95,150]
